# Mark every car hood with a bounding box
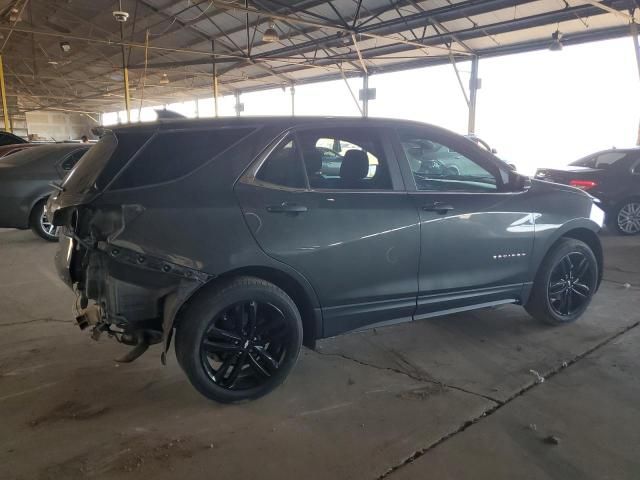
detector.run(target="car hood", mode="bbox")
[537,166,602,174]
[529,177,591,196]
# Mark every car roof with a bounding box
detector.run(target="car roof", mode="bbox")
[590,147,640,154]
[4,143,88,161]
[108,116,444,135]
[0,143,39,155]
[22,143,89,154]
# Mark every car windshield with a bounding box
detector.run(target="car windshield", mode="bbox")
[570,151,627,169]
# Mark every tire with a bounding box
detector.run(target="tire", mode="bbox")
[175,276,303,403]
[612,199,640,235]
[29,199,59,242]
[525,238,598,325]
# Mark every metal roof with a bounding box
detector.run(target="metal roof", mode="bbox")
[0,0,636,115]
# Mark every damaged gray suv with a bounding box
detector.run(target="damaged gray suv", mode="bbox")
[49,117,605,403]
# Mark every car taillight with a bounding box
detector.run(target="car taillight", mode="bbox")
[569,180,597,190]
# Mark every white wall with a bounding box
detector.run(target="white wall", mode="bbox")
[25,111,98,141]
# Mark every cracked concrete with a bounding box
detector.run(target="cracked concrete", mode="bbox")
[0,228,639,479]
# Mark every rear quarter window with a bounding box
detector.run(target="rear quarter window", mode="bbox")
[110,128,254,190]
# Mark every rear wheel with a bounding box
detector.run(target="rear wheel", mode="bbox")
[29,199,58,242]
[525,238,598,325]
[613,199,640,235]
[175,277,302,403]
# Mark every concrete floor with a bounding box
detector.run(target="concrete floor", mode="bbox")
[0,228,638,480]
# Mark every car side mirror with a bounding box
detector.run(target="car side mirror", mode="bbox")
[507,172,531,192]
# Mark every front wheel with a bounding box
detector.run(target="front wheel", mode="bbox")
[175,277,303,403]
[525,238,598,325]
[29,199,59,242]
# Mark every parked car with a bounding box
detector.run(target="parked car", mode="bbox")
[48,117,604,403]
[0,144,89,241]
[535,148,640,235]
[0,130,28,146]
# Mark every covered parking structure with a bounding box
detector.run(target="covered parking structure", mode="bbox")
[0,0,638,133]
[0,2,640,480]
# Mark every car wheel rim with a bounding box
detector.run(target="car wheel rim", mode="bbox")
[40,210,58,237]
[617,202,640,234]
[199,300,290,391]
[547,252,595,318]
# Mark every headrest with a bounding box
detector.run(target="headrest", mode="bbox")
[340,149,369,181]
[303,149,322,175]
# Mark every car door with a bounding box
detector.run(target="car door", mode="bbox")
[392,126,535,319]
[235,125,420,337]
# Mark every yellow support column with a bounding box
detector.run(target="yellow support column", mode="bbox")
[0,55,11,132]
[123,66,131,123]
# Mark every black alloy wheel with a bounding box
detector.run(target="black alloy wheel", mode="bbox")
[175,277,302,403]
[547,252,595,317]
[526,238,598,325]
[200,300,290,390]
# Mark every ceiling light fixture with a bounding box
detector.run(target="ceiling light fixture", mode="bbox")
[59,41,71,53]
[262,22,279,42]
[9,7,20,23]
[112,10,129,22]
[549,30,563,51]
[159,73,170,85]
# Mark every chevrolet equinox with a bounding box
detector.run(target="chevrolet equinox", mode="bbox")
[48,117,605,403]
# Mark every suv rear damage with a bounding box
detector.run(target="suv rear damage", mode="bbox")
[48,121,265,364]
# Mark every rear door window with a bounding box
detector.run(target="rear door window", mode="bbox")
[255,139,306,189]
[297,128,392,190]
[110,128,254,190]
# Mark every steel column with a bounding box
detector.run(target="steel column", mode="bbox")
[0,55,9,131]
[235,91,242,117]
[212,40,219,117]
[632,22,640,145]
[468,55,479,135]
[119,23,131,123]
[290,84,295,116]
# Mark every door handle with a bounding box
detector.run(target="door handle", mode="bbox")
[422,202,454,214]
[266,202,308,213]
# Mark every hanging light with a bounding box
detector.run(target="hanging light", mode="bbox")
[549,30,563,51]
[59,41,71,53]
[262,22,279,42]
[8,7,20,23]
[159,73,169,85]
